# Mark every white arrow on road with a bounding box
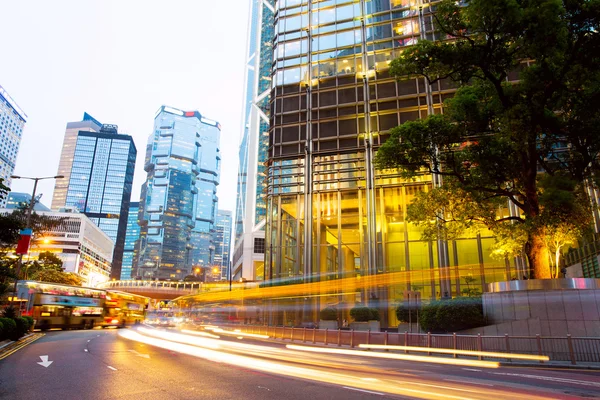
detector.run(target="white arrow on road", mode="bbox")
[37,355,53,368]
[128,350,150,359]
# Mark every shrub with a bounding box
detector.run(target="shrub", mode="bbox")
[369,308,381,321]
[319,307,338,321]
[1,306,17,319]
[419,297,486,333]
[0,319,4,340]
[23,316,34,330]
[350,307,372,322]
[0,318,16,341]
[13,318,29,339]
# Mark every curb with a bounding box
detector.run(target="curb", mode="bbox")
[0,333,45,360]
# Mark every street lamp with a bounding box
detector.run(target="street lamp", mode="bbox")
[10,175,63,312]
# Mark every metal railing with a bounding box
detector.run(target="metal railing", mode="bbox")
[216,325,600,365]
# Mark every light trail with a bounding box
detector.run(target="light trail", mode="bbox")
[118,328,561,400]
[286,344,501,368]
[358,344,550,362]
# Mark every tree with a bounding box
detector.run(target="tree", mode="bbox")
[26,251,83,286]
[0,178,9,206]
[374,0,600,279]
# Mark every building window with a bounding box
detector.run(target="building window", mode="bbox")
[254,238,266,254]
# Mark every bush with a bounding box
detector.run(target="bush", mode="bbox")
[319,307,338,321]
[350,307,372,322]
[369,308,381,322]
[13,318,29,339]
[23,316,34,330]
[396,304,417,323]
[1,306,17,319]
[0,319,4,340]
[0,318,16,341]
[419,297,486,333]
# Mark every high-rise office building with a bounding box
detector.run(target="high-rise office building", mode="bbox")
[232,0,275,282]
[52,113,137,280]
[266,0,521,326]
[214,210,233,280]
[136,106,221,281]
[0,85,27,207]
[120,201,140,280]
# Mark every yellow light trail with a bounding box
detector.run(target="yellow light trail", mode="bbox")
[119,328,557,400]
[174,265,487,304]
[358,344,550,362]
[286,344,501,369]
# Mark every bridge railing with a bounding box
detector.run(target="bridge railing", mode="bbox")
[97,280,203,292]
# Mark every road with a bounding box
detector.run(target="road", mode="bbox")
[0,327,598,400]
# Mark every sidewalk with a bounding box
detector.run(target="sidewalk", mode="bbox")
[0,333,44,360]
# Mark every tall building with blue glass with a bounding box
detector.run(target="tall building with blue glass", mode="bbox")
[136,106,221,281]
[232,0,275,282]
[52,113,137,280]
[120,201,140,280]
[214,210,233,280]
[0,85,27,207]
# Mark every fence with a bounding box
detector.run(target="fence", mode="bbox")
[218,324,600,365]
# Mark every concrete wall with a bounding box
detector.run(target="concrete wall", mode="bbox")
[481,288,600,337]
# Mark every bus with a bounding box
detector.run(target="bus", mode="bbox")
[103,290,149,327]
[17,280,106,330]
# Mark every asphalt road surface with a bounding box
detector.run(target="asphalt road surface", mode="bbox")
[1,327,599,400]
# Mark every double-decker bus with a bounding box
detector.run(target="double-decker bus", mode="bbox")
[17,280,106,330]
[103,290,149,327]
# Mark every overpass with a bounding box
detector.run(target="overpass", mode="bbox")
[97,280,204,300]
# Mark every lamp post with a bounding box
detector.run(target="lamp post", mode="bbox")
[10,175,63,312]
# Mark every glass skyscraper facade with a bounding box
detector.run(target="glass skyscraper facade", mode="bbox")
[136,106,221,281]
[52,114,137,280]
[233,0,275,281]
[121,201,140,280]
[0,85,27,207]
[214,210,233,280]
[266,0,521,326]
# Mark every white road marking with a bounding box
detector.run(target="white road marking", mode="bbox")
[343,387,385,396]
[462,368,482,372]
[87,340,90,342]
[444,379,494,387]
[84,349,88,352]
[37,355,53,368]
[128,349,150,359]
[107,366,117,371]
[491,372,600,388]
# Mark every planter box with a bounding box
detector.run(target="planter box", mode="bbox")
[349,321,380,332]
[319,320,338,330]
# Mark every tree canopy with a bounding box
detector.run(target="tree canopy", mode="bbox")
[374,0,600,279]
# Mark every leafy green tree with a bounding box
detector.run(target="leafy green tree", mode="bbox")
[374,0,600,279]
[26,252,83,286]
[0,178,9,206]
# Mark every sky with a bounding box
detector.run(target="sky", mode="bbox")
[1,0,249,214]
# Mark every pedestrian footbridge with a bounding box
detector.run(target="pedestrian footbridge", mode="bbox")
[97,280,205,300]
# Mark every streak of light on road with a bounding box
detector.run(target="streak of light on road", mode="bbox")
[358,344,550,361]
[119,328,559,400]
[286,344,501,369]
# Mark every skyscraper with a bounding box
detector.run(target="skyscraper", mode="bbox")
[52,114,137,279]
[0,85,27,207]
[136,106,221,281]
[266,0,516,326]
[232,0,275,282]
[120,201,140,280]
[214,210,233,280]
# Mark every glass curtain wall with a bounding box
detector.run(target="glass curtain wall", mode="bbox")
[267,0,517,327]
